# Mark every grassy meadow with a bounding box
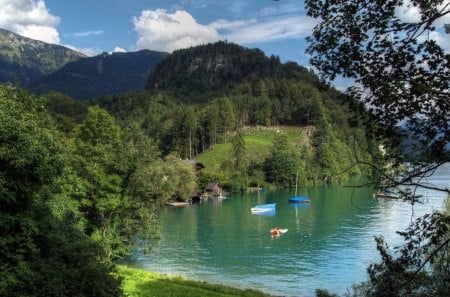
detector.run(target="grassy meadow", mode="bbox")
[197,126,310,171]
[118,265,278,297]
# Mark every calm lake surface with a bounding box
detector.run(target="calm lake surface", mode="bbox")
[127,164,450,297]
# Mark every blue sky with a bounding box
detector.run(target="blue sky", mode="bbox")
[0,0,316,68]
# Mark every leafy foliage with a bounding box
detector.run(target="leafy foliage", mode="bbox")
[348,212,450,297]
[0,84,121,297]
[305,0,450,192]
[304,1,450,295]
[265,133,299,187]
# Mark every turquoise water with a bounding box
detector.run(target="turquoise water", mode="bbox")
[127,164,449,297]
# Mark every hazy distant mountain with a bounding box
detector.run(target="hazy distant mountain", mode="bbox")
[31,50,167,99]
[0,28,86,85]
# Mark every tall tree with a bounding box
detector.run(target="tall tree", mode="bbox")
[0,85,121,297]
[231,124,246,173]
[69,106,130,259]
[267,133,299,187]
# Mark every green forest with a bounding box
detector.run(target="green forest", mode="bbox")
[0,41,380,296]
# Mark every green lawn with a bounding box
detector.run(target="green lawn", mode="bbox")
[197,126,308,170]
[118,265,278,297]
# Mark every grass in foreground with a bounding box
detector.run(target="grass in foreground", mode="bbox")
[118,265,279,297]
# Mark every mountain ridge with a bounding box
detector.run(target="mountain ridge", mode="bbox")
[31,49,168,99]
[146,40,323,102]
[0,28,86,85]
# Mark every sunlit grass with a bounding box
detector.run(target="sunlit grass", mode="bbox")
[197,126,307,169]
[118,265,278,297]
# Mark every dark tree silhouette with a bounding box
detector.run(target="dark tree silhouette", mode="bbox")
[305,0,450,195]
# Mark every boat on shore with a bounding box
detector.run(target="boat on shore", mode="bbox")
[375,189,400,199]
[251,203,276,214]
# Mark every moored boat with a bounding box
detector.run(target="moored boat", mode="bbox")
[288,196,310,203]
[376,189,400,199]
[251,203,276,214]
[288,171,311,203]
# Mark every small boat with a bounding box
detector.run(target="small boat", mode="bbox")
[251,203,276,214]
[166,202,190,207]
[288,196,310,203]
[270,228,288,237]
[217,193,226,199]
[288,171,310,203]
[376,189,400,199]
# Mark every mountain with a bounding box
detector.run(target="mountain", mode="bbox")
[0,28,85,85]
[31,50,167,99]
[146,40,323,102]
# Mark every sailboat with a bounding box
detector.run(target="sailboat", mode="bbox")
[288,171,310,203]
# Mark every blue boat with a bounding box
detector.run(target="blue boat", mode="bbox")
[288,196,311,203]
[251,203,276,214]
[288,171,311,203]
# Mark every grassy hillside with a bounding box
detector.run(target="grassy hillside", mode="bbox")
[197,126,310,172]
[118,265,277,297]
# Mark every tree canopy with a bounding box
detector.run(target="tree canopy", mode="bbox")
[0,84,121,296]
[304,1,450,295]
[306,0,450,193]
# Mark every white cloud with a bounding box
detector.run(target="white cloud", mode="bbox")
[133,9,220,52]
[396,0,450,52]
[396,0,450,27]
[113,46,126,53]
[133,9,316,52]
[0,0,60,44]
[395,1,421,23]
[63,44,101,57]
[74,30,104,37]
[429,31,450,53]
[214,16,317,44]
[258,4,304,17]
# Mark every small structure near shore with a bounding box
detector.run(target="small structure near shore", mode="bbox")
[205,182,223,197]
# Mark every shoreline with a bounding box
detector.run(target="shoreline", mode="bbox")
[117,265,283,297]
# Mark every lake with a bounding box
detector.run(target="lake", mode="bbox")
[126,164,450,297]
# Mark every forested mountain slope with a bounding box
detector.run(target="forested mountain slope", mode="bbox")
[97,42,378,188]
[0,28,85,85]
[31,50,167,99]
[146,40,323,102]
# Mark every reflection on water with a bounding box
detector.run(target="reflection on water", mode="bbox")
[126,164,449,297]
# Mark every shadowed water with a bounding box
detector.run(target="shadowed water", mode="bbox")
[126,164,449,297]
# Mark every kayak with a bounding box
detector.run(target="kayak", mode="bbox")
[270,228,288,236]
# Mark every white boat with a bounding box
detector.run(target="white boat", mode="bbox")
[376,189,400,199]
[251,203,276,214]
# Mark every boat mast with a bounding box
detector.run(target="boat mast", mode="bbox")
[295,170,298,196]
